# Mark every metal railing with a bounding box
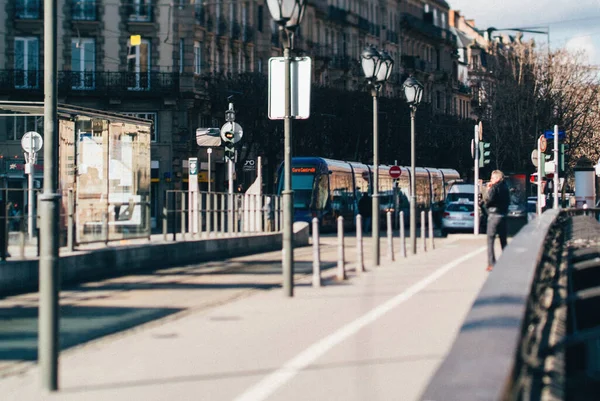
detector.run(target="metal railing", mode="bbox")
[422,207,600,400]
[162,191,282,241]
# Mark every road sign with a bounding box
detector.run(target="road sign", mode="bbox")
[21,131,43,154]
[220,122,243,143]
[544,130,566,140]
[389,165,401,179]
[268,56,312,120]
[531,149,538,167]
[539,135,547,153]
[471,138,475,159]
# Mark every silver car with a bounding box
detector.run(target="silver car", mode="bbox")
[441,201,476,234]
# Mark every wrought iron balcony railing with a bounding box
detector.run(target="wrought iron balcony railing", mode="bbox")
[0,70,179,96]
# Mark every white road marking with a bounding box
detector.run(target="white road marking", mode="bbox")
[233,246,486,401]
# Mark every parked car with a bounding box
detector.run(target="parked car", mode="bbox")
[441,201,484,234]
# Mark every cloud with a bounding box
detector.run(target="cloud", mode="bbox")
[565,35,598,64]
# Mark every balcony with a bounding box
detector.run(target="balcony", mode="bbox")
[0,70,179,97]
[401,56,431,73]
[16,0,40,19]
[402,14,451,41]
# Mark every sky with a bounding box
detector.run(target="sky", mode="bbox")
[448,0,600,65]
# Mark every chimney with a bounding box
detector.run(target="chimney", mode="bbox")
[449,10,460,27]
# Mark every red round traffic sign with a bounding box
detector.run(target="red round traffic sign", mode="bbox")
[389,165,401,179]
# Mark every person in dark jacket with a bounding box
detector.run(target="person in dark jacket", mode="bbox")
[358,192,372,234]
[483,170,510,271]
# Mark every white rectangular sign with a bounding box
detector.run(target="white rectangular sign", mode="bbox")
[268,56,312,120]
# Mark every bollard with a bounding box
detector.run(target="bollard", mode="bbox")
[399,211,407,258]
[221,194,226,235]
[312,218,321,287]
[67,188,74,251]
[180,192,186,239]
[198,192,204,238]
[421,211,427,252]
[428,210,435,250]
[356,214,364,273]
[387,211,394,261]
[337,216,346,280]
[212,193,218,234]
[162,206,168,241]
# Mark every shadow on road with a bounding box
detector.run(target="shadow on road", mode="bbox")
[0,305,181,362]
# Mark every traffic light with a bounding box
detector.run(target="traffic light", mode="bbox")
[539,152,552,177]
[558,143,569,173]
[478,141,491,168]
[223,130,235,161]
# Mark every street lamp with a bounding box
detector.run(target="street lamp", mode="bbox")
[361,46,393,266]
[266,0,307,297]
[402,76,423,255]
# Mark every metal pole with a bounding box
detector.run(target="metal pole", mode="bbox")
[537,137,543,215]
[372,87,380,266]
[474,125,480,235]
[356,214,364,273]
[28,156,34,240]
[410,107,417,254]
[312,218,321,287]
[337,216,345,280]
[228,160,234,234]
[207,149,212,193]
[553,124,559,209]
[428,210,434,250]
[421,211,426,252]
[386,211,394,261]
[282,40,294,297]
[39,0,60,390]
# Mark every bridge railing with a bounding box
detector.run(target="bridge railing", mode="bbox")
[422,208,600,401]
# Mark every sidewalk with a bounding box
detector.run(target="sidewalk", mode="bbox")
[0,233,493,401]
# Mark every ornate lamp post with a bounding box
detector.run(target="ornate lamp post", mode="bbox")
[402,76,424,254]
[266,0,307,297]
[361,46,393,266]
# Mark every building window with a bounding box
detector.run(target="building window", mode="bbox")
[194,41,202,74]
[123,112,157,142]
[16,0,40,19]
[14,37,39,89]
[179,39,184,73]
[127,38,151,90]
[71,38,95,89]
[7,116,43,141]
[257,5,263,32]
[128,0,151,22]
[73,0,96,21]
[194,0,204,23]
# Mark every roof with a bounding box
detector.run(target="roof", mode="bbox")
[0,101,153,126]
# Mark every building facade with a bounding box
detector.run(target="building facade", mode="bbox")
[1,0,480,229]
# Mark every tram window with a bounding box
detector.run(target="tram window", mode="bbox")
[292,173,315,209]
[314,174,329,209]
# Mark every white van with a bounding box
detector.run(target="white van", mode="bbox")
[445,183,475,204]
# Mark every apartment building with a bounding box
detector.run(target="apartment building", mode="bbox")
[0,0,475,228]
[0,0,268,228]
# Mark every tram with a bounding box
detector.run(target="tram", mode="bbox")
[276,157,461,231]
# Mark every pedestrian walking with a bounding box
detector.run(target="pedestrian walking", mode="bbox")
[482,170,510,271]
[358,192,372,234]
